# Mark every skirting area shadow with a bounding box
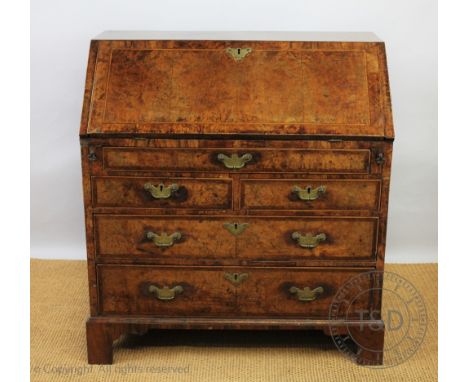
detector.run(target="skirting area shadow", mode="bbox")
[115,329,347,351]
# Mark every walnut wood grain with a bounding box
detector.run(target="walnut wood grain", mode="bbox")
[80,40,392,139]
[94,215,377,261]
[80,34,394,366]
[236,217,377,261]
[103,147,372,174]
[241,179,381,212]
[97,265,372,317]
[94,215,236,259]
[92,176,232,210]
[98,265,237,316]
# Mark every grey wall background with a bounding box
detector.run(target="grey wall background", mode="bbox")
[31,0,437,262]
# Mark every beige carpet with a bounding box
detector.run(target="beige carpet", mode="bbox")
[31,260,437,381]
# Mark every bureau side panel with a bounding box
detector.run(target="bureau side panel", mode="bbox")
[80,41,99,137]
[376,141,393,271]
[372,141,393,313]
[81,144,99,315]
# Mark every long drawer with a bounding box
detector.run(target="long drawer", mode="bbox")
[94,215,378,261]
[103,147,371,174]
[98,265,373,317]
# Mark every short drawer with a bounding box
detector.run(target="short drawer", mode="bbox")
[92,176,232,210]
[94,215,378,261]
[241,179,381,212]
[97,265,373,317]
[103,147,371,174]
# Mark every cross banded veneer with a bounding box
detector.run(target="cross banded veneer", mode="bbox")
[80,31,394,365]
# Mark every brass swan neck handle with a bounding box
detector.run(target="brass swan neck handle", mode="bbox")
[289,286,324,302]
[148,285,184,301]
[217,153,253,169]
[291,232,327,249]
[146,231,182,247]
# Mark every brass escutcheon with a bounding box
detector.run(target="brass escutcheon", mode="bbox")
[224,272,249,286]
[291,232,327,249]
[226,47,252,61]
[223,222,249,236]
[289,286,324,302]
[292,185,326,201]
[144,183,179,199]
[146,231,182,247]
[148,285,183,301]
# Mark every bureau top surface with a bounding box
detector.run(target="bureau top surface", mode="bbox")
[94,31,383,42]
[80,32,394,140]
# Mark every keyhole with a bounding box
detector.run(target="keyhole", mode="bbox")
[159,184,163,191]
[306,186,312,194]
[237,48,241,55]
[234,274,239,281]
[234,223,238,229]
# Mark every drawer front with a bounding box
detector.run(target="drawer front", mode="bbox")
[92,176,232,210]
[234,267,372,317]
[103,147,371,174]
[94,215,236,259]
[236,217,377,261]
[98,265,237,315]
[94,215,377,261]
[241,179,381,211]
[97,265,372,317]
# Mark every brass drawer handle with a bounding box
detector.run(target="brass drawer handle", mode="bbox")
[144,182,179,199]
[289,286,324,302]
[223,222,249,236]
[224,272,249,286]
[292,185,326,201]
[217,153,253,169]
[146,231,182,247]
[291,232,327,249]
[148,285,183,301]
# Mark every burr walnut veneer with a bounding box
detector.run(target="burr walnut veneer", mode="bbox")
[80,32,394,365]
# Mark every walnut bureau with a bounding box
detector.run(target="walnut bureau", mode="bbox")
[80,32,394,365]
